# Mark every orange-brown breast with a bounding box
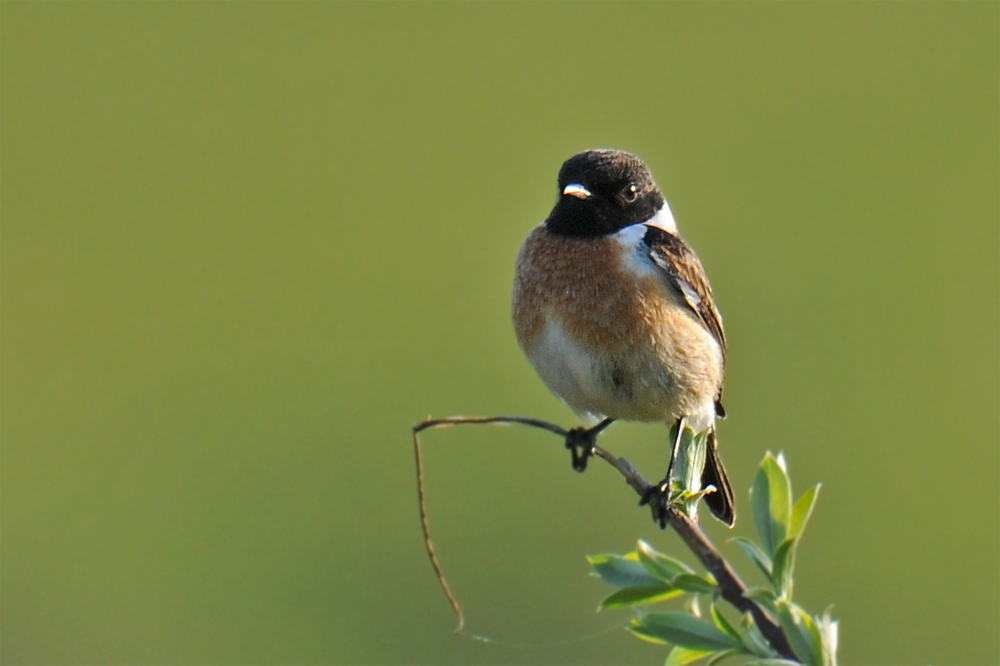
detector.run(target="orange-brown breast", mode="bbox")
[511,224,723,422]
[513,226,676,353]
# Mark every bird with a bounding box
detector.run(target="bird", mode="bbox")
[511,149,735,527]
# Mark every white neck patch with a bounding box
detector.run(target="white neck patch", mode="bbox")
[645,201,678,234]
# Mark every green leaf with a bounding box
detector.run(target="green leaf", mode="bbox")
[790,485,820,539]
[744,660,804,666]
[667,422,711,522]
[739,613,778,659]
[638,539,695,581]
[770,537,797,599]
[706,649,744,666]
[710,601,742,642]
[732,537,773,579]
[671,573,719,595]
[599,584,685,609]
[631,612,743,651]
[682,426,707,493]
[743,587,779,616]
[751,453,792,558]
[667,419,681,453]
[665,645,715,666]
[776,599,823,666]
[588,553,664,589]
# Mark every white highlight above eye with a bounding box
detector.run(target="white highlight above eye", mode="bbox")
[562,184,591,199]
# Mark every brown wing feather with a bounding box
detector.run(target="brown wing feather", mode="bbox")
[643,225,727,413]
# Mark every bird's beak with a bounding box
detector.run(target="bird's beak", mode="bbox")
[562,184,591,200]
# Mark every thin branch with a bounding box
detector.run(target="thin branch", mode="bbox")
[412,415,798,661]
[669,511,797,659]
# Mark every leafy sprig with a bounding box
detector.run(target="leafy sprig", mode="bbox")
[589,452,837,665]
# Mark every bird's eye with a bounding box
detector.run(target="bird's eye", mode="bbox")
[622,183,639,203]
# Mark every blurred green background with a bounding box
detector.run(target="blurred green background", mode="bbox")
[3,3,997,665]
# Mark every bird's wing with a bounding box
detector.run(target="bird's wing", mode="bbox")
[643,225,727,415]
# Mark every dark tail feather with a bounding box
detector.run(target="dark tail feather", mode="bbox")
[702,431,736,528]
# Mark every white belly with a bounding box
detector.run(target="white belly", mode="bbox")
[528,316,716,429]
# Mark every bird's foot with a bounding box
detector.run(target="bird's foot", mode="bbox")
[639,477,673,529]
[563,418,614,473]
[641,477,717,528]
[564,427,595,472]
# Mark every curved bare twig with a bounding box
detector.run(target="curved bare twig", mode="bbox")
[411,415,797,660]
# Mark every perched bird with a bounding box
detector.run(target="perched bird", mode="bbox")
[512,149,735,526]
